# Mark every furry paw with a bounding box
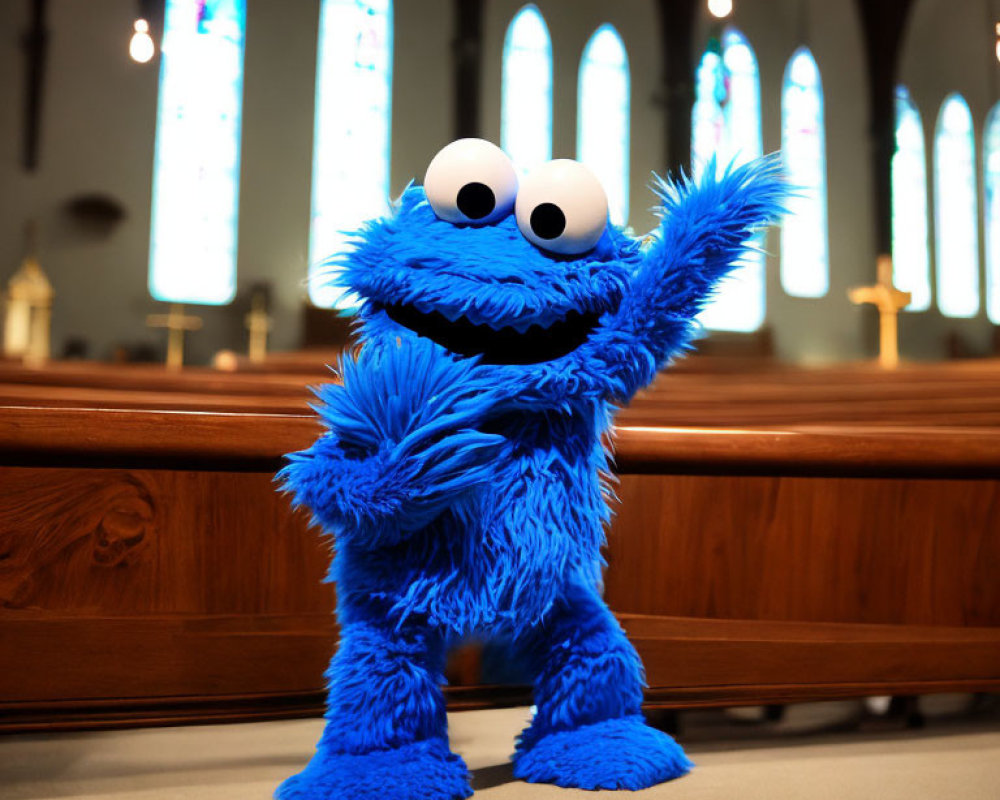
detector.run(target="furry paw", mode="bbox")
[512,714,693,790]
[275,738,471,800]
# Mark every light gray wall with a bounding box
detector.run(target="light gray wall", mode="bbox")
[482,0,664,237]
[897,0,1000,358]
[1,0,163,361]
[390,0,452,190]
[0,0,325,363]
[0,0,448,364]
[693,0,874,363]
[0,0,995,365]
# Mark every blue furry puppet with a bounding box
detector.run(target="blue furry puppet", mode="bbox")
[277,138,785,799]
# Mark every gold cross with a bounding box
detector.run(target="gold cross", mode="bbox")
[146,303,202,369]
[244,290,272,364]
[848,255,911,369]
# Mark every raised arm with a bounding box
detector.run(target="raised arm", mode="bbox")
[279,339,505,549]
[597,155,787,401]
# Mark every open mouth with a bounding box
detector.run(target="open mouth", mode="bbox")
[378,302,600,365]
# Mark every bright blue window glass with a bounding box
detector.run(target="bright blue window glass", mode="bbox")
[892,86,931,311]
[934,93,979,318]
[309,0,393,308]
[501,5,551,173]
[984,102,1000,323]
[149,0,246,305]
[780,47,828,298]
[691,29,764,331]
[577,24,630,226]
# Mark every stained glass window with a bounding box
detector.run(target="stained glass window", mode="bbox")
[691,42,725,181]
[984,102,1000,323]
[309,0,393,308]
[934,93,979,318]
[501,5,551,173]
[780,47,828,298]
[577,24,630,226]
[691,28,764,331]
[149,0,246,305]
[891,86,931,311]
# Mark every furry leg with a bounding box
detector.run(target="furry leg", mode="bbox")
[276,620,470,800]
[511,582,692,790]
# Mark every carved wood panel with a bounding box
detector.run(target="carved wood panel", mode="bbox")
[0,466,333,616]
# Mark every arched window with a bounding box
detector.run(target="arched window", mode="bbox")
[780,47,828,298]
[984,102,1000,323]
[309,0,393,308]
[691,28,763,332]
[892,86,931,311]
[149,0,246,305]
[501,5,551,173]
[934,93,979,318]
[691,41,725,180]
[577,24,630,226]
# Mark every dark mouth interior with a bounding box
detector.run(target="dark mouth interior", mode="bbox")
[379,302,599,365]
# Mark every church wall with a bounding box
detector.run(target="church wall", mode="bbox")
[0,0,452,364]
[0,0,323,363]
[693,0,874,363]
[481,0,664,238]
[898,0,1000,359]
[234,0,320,358]
[0,0,164,362]
[0,0,995,365]
[390,0,454,193]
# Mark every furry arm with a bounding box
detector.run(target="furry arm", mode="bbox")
[601,155,787,400]
[279,339,505,548]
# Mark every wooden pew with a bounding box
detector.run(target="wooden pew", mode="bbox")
[0,359,321,396]
[1,388,998,731]
[0,404,330,732]
[2,354,999,727]
[5,355,1000,424]
[626,360,1000,428]
[608,424,1000,708]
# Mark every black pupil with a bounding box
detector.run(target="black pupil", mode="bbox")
[530,202,566,240]
[456,182,496,220]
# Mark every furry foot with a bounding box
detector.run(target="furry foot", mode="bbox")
[275,738,471,800]
[512,714,693,790]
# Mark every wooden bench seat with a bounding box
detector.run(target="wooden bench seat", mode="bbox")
[6,356,1000,425]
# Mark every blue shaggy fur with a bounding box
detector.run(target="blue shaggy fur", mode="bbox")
[277,154,786,799]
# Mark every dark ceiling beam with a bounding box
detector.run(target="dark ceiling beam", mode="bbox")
[137,0,165,42]
[21,0,48,171]
[655,0,699,176]
[854,0,915,258]
[453,0,484,140]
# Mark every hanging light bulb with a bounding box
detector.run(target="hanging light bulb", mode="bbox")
[995,23,1000,64]
[130,18,154,63]
[708,0,733,18]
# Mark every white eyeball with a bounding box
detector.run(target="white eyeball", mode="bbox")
[423,138,518,225]
[515,160,608,255]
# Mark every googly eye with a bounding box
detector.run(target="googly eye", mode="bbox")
[515,160,608,255]
[423,139,518,225]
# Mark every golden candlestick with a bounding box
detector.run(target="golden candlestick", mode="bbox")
[848,255,911,369]
[3,221,53,367]
[146,303,203,369]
